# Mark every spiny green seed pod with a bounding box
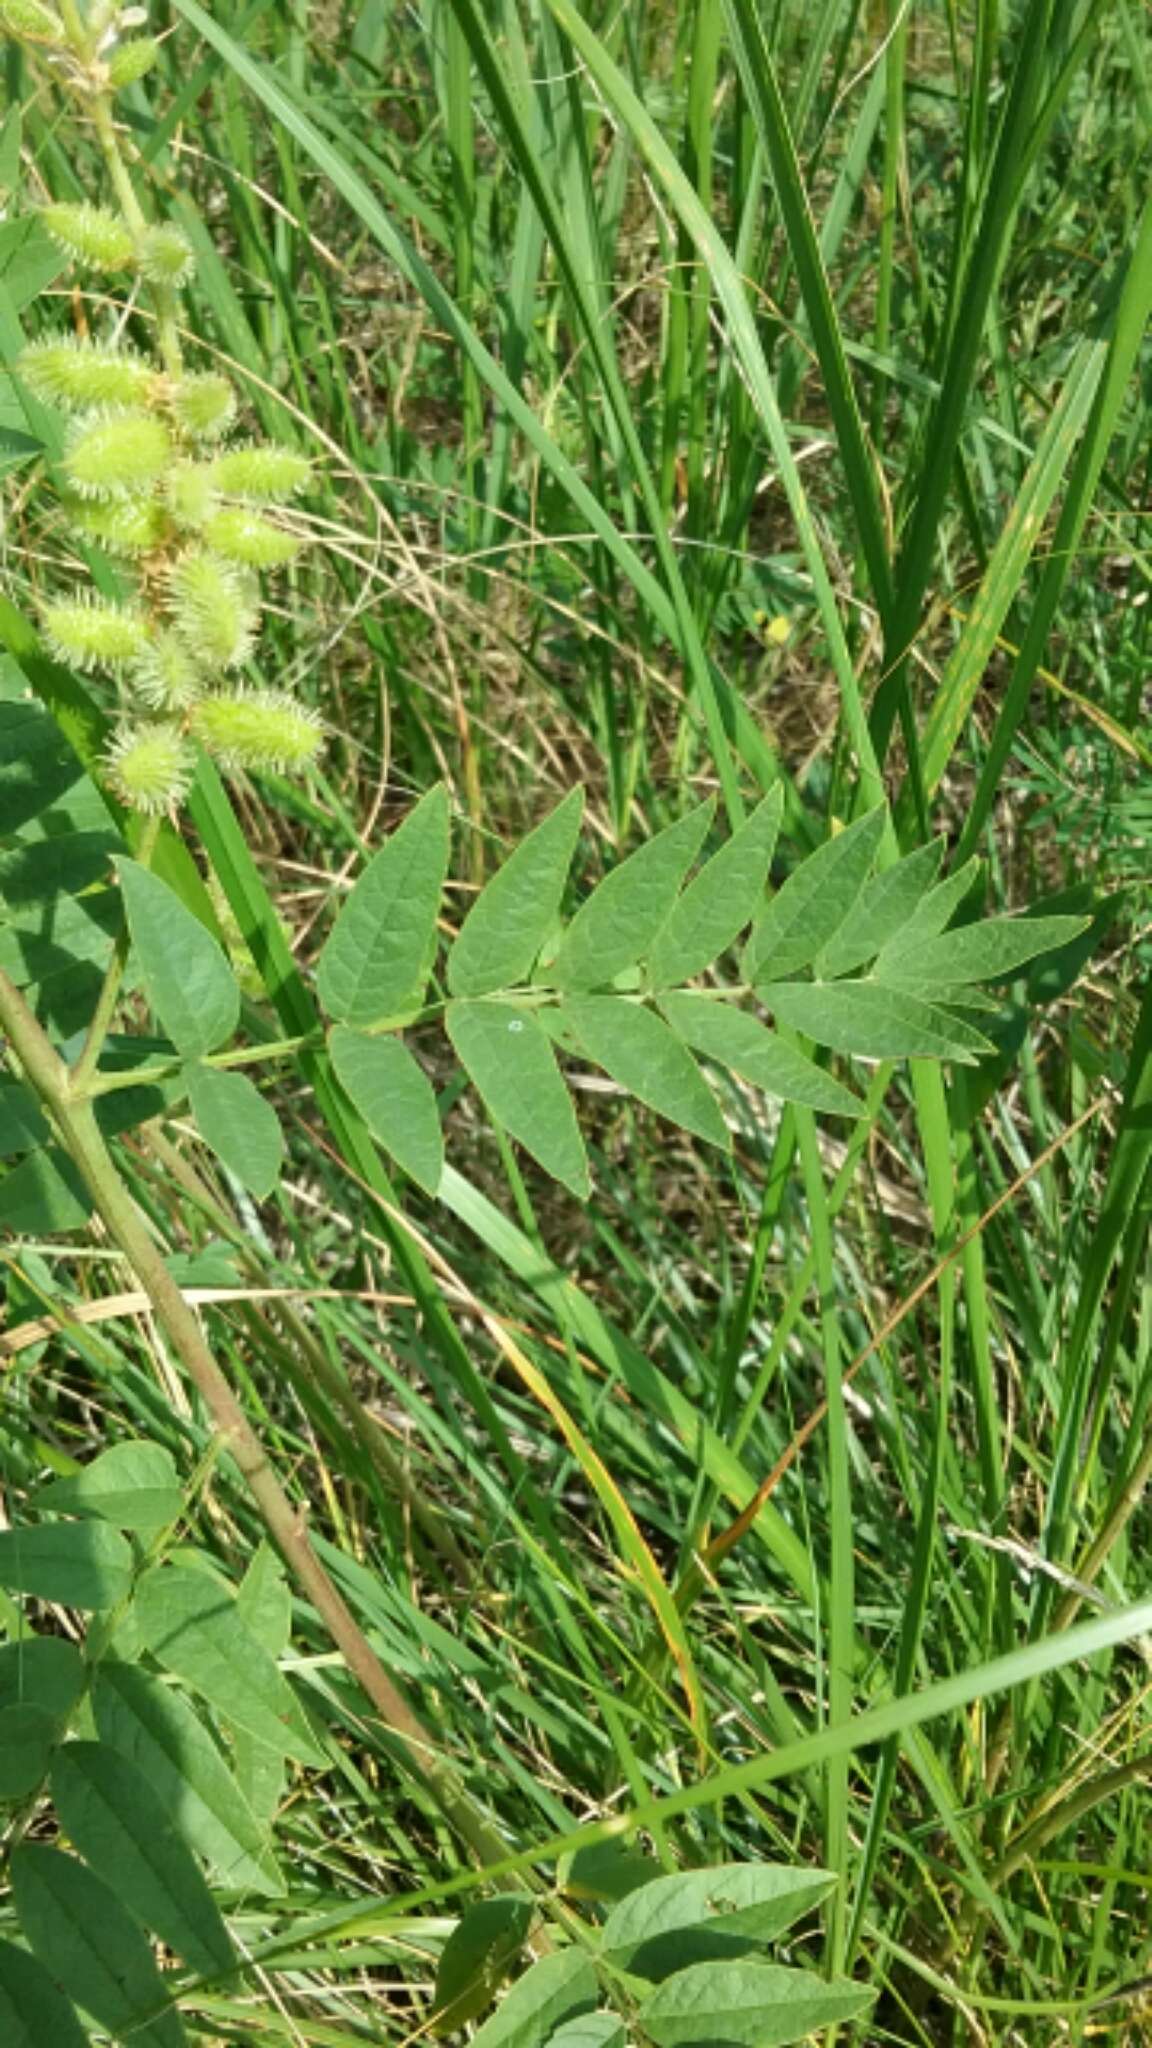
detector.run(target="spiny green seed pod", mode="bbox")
[165,460,218,529]
[40,202,135,271]
[106,35,158,88]
[203,507,302,570]
[169,550,258,669]
[192,688,324,775]
[213,442,311,503]
[104,722,194,815]
[70,495,166,556]
[41,595,152,671]
[18,337,154,413]
[132,631,203,711]
[0,0,62,42]
[139,222,195,287]
[170,371,236,441]
[64,411,171,498]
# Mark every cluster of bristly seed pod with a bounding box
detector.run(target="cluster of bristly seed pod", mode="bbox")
[5,0,324,816]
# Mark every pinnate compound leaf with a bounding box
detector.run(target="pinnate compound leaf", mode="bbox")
[51,1742,235,1978]
[745,807,886,982]
[91,1661,281,1896]
[0,1522,133,1609]
[601,1863,837,1980]
[34,1441,183,1531]
[186,1063,284,1200]
[317,784,449,1025]
[447,1000,589,1199]
[647,788,783,987]
[763,981,995,1063]
[448,787,584,996]
[0,1147,90,1233]
[329,1025,443,1194]
[637,1961,873,2048]
[816,839,944,978]
[0,1937,90,2048]
[433,1896,535,2032]
[470,1949,598,2048]
[135,1565,324,1766]
[562,997,729,1149]
[118,858,240,1057]
[12,1845,186,2048]
[550,801,714,991]
[877,913,1088,988]
[659,996,861,1117]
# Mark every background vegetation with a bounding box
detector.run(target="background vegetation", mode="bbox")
[2,0,1151,2041]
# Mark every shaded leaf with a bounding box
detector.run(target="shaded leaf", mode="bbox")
[0,218,67,309]
[51,1742,235,1978]
[601,1863,836,1980]
[317,784,449,1025]
[561,997,729,1149]
[550,801,714,991]
[118,858,240,1057]
[232,1544,291,1828]
[638,1960,872,2047]
[12,1845,186,2048]
[447,999,589,1199]
[434,1896,535,2033]
[561,1840,661,1904]
[34,1441,183,1531]
[660,995,861,1117]
[186,1063,284,1200]
[0,1937,90,2048]
[546,2017,625,2048]
[0,701,82,834]
[0,829,119,911]
[816,839,944,978]
[763,981,995,1062]
[0,1636,85,1719]
[647,788,783,987]
[134,1565,324,1765]
[0,1707,60,1800]
[0,1522,133,1609]
[448,787,584,996]
[91,1661,282,1895]
[329,1025,442,1194]
[745,807,886,981]
[471,1950,598,2048]
[0,1080,49,1158]
[0,1148,90,1234]
[877,913,1088,989]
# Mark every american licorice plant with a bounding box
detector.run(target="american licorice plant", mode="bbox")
[0,1,1150,2044]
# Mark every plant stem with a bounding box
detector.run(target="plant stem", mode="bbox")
[71,816,162,1094]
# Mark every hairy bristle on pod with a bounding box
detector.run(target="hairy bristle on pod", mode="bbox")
[171,372,236,440]
[106,35,158,88]
[203,507,302,569]
[213,443,312,502]
[139,223,195,286]
[69,495,166,556]
[103,723,194,814]
[18,338,155,412]
[132,631,204,711]
[169,551,259,669]
[40,202,136,271]
[0,0,63,42]
[192,688,324,775]
[165,461,218,529]
[63,412,171,498]
[41,595,152,671]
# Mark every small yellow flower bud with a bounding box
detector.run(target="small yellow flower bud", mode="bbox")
[64,411,171,499]
[41,594,152,671]
[192,688,324,775]
[40,202,135,271]
[104,722,194,814]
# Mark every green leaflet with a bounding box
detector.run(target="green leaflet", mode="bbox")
[33,1441,183,1531]
[547,2017,626,2048]
[0,1708,61,1802]
[876,913,1088,988]
[637,1960,872,2047]
[0,828,120,911]
[744,806,886,982]
[0,1148,90,1234]
[0,700,81,835]
[762,981,995,1063]
[118,857,240,1057]
[880,857,983,954]
[816,839,945,978]
[91,1661,282,1896]
[232,1543,291,1829]
[0,1637,85,1722]
[316,783,449,1025]
[470,1949,598,2048]
[0,1079,49,1157]
[186,1062,284,1201]
[448,786,584,996]
[0,1938,90,2048]
[134,1564,324,1766]
[647,788,783,988]
[600,1862,837,1978]
[659,995,861,1118]
[562,997,729,1150]
[328,1024,443,1195]
[0,1522,133,1610]
[12,1846,185,2048]
[448,1000,589,1199]
[550,800,714,991]
[51,1743,235,1979]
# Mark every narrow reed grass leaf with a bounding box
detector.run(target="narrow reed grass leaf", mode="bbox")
[562,997,730,1150]
[648,789,783,988]
[448,787,584,997]
[551,802,714,991]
